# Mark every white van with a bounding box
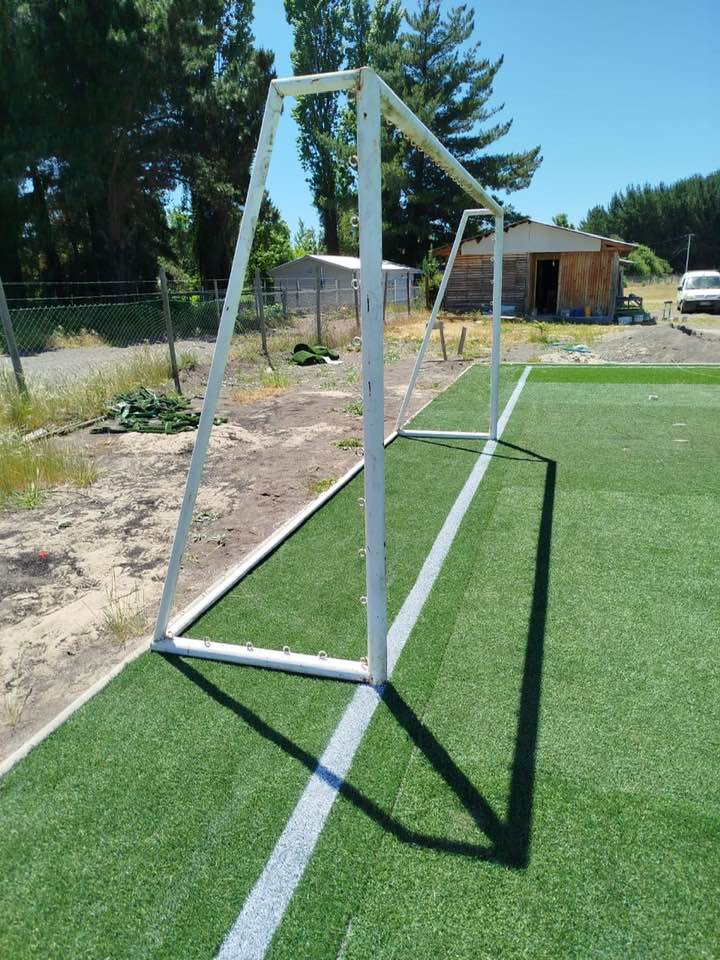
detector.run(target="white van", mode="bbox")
[677,270,720,313]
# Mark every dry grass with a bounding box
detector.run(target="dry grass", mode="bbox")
[3,645,33,730]
[0,348,189,434]
[0,433,97,508]
[47,327,107,350]
[385,312,609,359]
[624,279,720,328]
[229,314,363,365]
[101,572,147,645]
[231,369,292,404]
[228,307,611,369]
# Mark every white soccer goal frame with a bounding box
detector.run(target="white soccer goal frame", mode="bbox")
[152,67,504,687]
[396,208,504,441]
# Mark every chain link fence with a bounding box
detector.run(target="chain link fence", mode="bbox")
[0,273,423,386]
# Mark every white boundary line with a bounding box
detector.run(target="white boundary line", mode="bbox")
[216,365,532,960]
[0,363,478,782]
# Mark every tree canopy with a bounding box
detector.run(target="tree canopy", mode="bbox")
[2,0,541,284]
[580,171,720,273]
[285,0,541,263]
[0,0,276,284]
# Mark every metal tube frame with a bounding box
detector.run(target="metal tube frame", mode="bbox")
[152,68,505,686]
[396,208,504,441]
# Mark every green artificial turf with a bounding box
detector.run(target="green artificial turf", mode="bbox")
[531,364,720,385]
[0,365,519,959]
[191,365,520,657]
[1,365,718,959]
[265,368,720,959]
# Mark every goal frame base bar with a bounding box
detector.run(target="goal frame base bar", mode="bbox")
[398,429,490,441]
[151,636,369,683]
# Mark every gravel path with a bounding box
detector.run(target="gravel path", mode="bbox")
[1,339,216,384]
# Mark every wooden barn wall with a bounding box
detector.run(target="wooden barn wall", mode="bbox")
[443,254,528,312]
[555,251,616,314]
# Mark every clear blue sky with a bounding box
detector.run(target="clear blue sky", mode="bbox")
[253,0,720,238]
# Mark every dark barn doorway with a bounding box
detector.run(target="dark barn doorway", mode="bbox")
[535,258,559,314]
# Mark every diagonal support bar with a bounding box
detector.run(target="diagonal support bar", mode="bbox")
[378,79,503,216]
[153,84,284,643]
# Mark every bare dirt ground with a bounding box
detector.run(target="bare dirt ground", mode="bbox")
[504,322,720,364]
[3,296,719,764]
[0,346,464,763]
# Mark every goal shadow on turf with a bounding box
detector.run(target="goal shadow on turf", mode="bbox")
[163,441,555,871]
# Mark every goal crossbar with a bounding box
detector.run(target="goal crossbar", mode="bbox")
[396,208,504,440]
[152,67,504,687]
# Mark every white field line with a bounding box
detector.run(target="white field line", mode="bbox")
[0,362,481,781]
[216,365,532,960]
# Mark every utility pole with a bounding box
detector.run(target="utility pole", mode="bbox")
[684,233,694,274]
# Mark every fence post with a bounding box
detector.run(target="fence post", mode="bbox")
[0,275,27,395]
[437,319,448,361]
[213,279,221,322]
[406,271,411,316]
[281,286,288,320]
[383,272,388,324]
[457,325,467,359]
[352,270,360,333]
[315,262,322,342]
[254,268,268,357]
[159,267,182,394]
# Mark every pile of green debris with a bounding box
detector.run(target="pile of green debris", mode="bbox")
[289,343,340,366]
[91,388,226,435]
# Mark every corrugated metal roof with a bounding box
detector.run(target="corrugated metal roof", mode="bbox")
[271,254,419,273]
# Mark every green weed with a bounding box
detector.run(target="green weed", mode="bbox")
[308,476,338,495]
[48,327,107,350]
[0,433,97,507]
[101,572,147,645]
[334,437,363,451]
[177,351,199,372]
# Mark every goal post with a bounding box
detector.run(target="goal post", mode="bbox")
[396,208,504,441]
[152,67,505,687]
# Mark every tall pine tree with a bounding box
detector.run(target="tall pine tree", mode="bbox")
[284,0,347,253]
[286,0,541,264]
[391,0,541,263]
[160,0,276,279]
